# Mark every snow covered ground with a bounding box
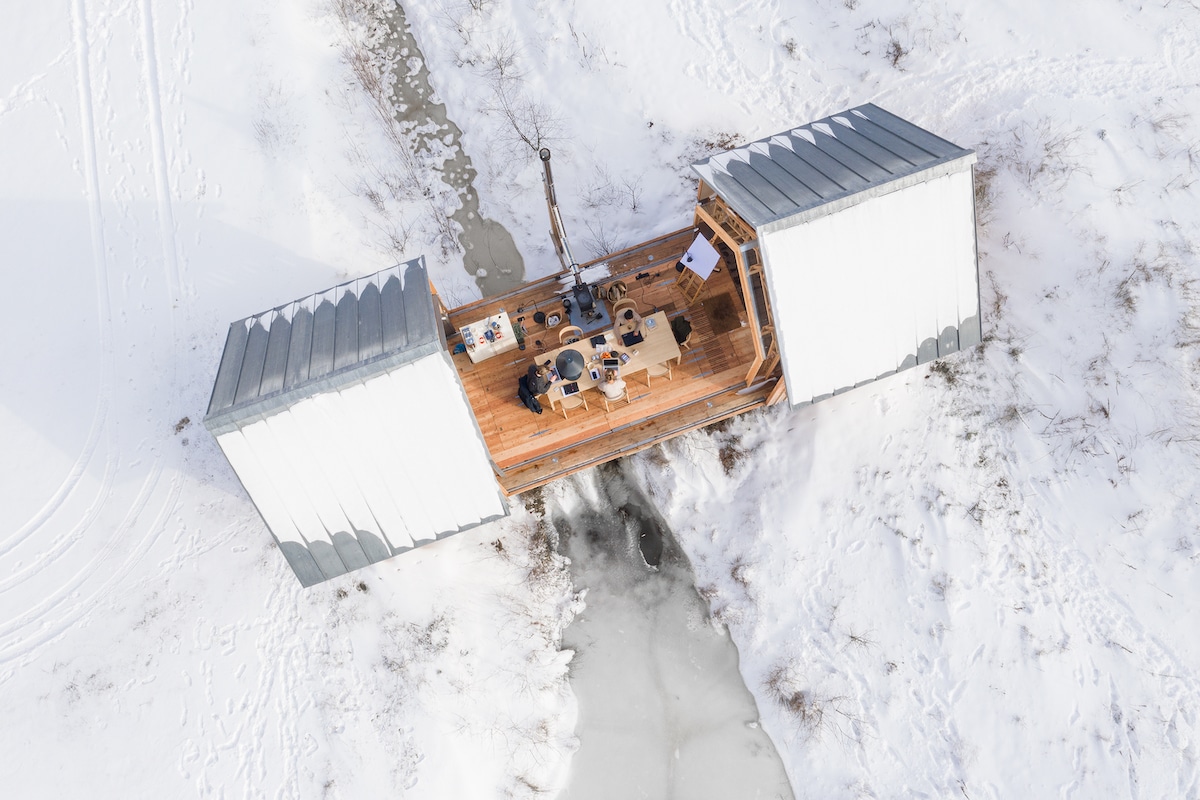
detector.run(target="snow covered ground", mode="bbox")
[1,1,576,796]
[3,0,1199,797]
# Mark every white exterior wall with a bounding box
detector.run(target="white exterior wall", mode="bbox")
[760,169,978,405]
[217,352,505,573]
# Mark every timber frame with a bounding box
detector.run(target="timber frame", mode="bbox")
[694,180,785,403]
[444,222,786,497]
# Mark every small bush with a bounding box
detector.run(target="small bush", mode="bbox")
[929,358,961,386]
[764,663,848,740]
[522,487,546,518]
[885,37,909,69]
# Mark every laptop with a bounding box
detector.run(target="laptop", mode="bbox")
[621,331,644,347]
[602,357,621,370]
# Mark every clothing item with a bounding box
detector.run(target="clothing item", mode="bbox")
[599,377,627,400]
[527,364,552,395]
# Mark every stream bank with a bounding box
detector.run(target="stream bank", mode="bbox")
[549,464,793,799]
[370,2,527,297]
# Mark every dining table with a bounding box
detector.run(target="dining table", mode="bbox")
[533,310,681,409]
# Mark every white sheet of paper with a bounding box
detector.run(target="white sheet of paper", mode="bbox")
[681,233,720,280]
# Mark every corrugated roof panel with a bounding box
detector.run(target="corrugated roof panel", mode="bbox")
[207,322,250,415]
[283,305,313,390]
[309,297,337,380]
[726,158,795,216]
[743,147,825,209]
[358,282,384,359]
[707,167,777,225]
[851,105,963,159]
[691,103,975,229]
[829,119,920,174]
[765,140,847,198]
[333,290,359,370]
[787,131,872,191]
[380,273,408,352]
[233,320,270,406]
[205,257,438,432]
[808,127,893,184]
[839,113,935,164]
[259,312,292,396]
[401,263,435,345]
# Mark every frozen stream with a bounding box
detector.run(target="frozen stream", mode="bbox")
[380,4,526,296]
[550,465,794,799]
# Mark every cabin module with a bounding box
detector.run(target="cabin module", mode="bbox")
[204,103,981,586]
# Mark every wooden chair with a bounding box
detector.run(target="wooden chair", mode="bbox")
[559,325,583,344]
[643,360,673,388]
[612,298,639,318]
[552,384,589,418]
[675,331,693,365]
[599,384,632,412]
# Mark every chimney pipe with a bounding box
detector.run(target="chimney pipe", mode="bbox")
[539,148,581,282]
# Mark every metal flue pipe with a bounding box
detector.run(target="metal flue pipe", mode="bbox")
[539,148,581,282]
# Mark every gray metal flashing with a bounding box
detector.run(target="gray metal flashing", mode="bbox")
[692,103,976,233]
[204,257,439,435]
[758,155,976,236]
[204,339,444,436]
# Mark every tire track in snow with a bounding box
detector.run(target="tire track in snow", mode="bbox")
[0,459,178,671]
[140,0,182,307]
[0,0,188,678]
[0,0,119,565]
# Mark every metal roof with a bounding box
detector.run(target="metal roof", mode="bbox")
[204,257,442,435]
[692,103,976,232]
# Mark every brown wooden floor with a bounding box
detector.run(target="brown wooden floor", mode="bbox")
[446,228,773,495]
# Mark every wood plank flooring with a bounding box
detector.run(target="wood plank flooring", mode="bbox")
[446,228,772,495]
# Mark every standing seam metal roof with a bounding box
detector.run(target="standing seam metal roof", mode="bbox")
[204,257,441,434]
[692,103,976,231]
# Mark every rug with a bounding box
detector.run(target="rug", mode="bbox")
[701,293,740,336]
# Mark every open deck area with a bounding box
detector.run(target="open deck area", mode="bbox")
[445,227,775,496]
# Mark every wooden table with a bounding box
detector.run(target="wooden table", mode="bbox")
[460,311,518,363]
[537,311,680,409]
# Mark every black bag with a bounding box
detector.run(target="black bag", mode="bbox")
[670,316,692,344]
[517,376,543,414]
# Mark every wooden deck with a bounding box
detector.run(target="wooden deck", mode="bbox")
[445,227,774,496]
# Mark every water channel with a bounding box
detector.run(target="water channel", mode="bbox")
[550,464,794,799]
[380,4,526,297]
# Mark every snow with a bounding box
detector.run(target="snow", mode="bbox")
[4,0,1200,797]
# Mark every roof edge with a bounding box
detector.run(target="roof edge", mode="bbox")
[203,340,444,436]
[757,151,976,237]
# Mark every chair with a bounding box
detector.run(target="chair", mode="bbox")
[600,384,631,412]
[643,360,673,388]
[559,325,583,344]
[675,331,694,365]
[552,384,590,419]
[612,298,639,318]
